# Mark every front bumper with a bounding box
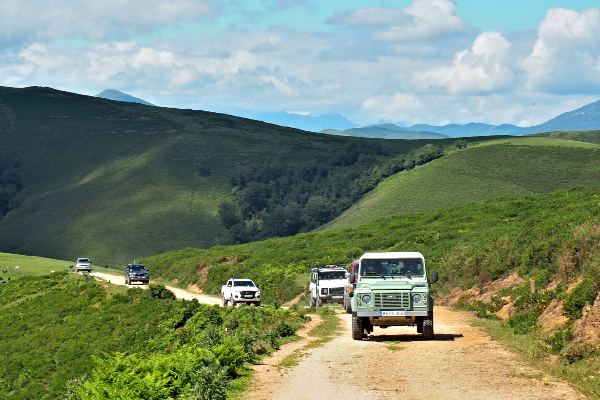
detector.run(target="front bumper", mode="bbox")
[353,311,432,317]
[233,291,260,302]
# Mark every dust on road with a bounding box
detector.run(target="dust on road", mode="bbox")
[248,307,583,400]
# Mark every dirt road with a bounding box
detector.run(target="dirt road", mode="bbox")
[90,272,221,305]
[249,307,583,400]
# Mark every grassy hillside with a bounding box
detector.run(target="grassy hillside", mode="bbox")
[319,135,600,231]
[144,185,600,394]
[0,86,450,264]
[0,271,309,399]
[141,185,598,301]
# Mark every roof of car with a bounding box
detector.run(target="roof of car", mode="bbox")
[359,252,424,260]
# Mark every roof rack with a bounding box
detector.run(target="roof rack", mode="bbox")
[310,264,347,271]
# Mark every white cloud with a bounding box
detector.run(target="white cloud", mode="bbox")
[1,2,599,130]
[376,0,468,41]
[330,0,469,41]
[361,93,423,122]
[415,32,514,94]
[328,6,407,26]
[520,7,600,93]
[0,0,217,44]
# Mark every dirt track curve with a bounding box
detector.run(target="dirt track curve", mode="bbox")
[89,273,582,399]
[90,272,221,305]
[248,307,583,400]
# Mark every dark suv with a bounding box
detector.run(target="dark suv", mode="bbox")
[125,264,150,285]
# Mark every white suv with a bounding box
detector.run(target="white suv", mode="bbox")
[309,265,347,307]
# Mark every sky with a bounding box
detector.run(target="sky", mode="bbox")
[1,0,600,127]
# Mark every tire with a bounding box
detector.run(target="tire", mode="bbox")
[417,322,423,334]
[231,296,237,307]
[352,316,365,340]
[309,295,316,307]
[222,295,228,307]
[255,301,261,307]
[344,293,352,313]
[316,296,323,307]
[422,316,434,340]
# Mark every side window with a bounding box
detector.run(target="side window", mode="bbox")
[227,281,232,287]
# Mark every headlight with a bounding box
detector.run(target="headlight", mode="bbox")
[321,288,328,295]
[412,294,422,303]
[256,292,261,298]
[362,295,371,303]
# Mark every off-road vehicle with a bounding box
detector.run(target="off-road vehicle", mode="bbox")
[75,258,92,273]
[221,278,261,306]
[309,264,347,307]
[350,252,438,340]
[125,264,150,285]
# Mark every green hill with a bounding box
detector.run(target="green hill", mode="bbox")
[0,86,449,264]
[319,135,600,231]
[141,185,600,304]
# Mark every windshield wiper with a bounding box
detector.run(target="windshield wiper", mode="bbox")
[365,272,386,279]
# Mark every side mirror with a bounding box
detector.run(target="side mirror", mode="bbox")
[257,285,260,289]
[431,271,438,284]
[349,273,356,283]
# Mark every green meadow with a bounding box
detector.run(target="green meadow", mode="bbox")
[0,86,452,264]
[320,135,600,231]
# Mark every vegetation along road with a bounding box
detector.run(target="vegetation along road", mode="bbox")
[90,272,221,305]
[248,307,583,400]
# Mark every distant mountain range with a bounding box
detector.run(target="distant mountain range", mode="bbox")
[95,89,155,106]
[96,89,600,138]
[255,98,600,138]
[321,123,448,140]
[405,100,600,138]
[255,111,359,132]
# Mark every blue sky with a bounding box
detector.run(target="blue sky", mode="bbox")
[1,0,600,127]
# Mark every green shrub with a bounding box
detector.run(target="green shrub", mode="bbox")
[545,327,574,354]
[563,278,596,319]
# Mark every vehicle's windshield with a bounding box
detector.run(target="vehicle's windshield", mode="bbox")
[318,271,346,280]
[78,259,90,263]
[360,258,425,277]
[234,280,256,287]
[129,265,146,271]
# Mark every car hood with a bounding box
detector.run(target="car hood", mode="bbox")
[318,279,346,289]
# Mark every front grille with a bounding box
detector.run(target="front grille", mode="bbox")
[374,292,410,310]
[240,291,255,298]
[329,288,344,295]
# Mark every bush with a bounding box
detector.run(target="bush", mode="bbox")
[145,284,176,300]
[563,278,596,319]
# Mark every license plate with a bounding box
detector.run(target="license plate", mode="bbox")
[381,310,405,316]
[243,295,253,298]
[331,295,343,299]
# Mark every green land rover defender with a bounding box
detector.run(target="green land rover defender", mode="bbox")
[350,252,438,340]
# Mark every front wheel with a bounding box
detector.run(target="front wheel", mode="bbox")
[352,316,365,340]
[309,295,316,307]
[422,316,434,340]
[222,296,228,306]
[255,301,261,307]
[231,296,237,307]
[316,296,323,307]
[344,294,352,313]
